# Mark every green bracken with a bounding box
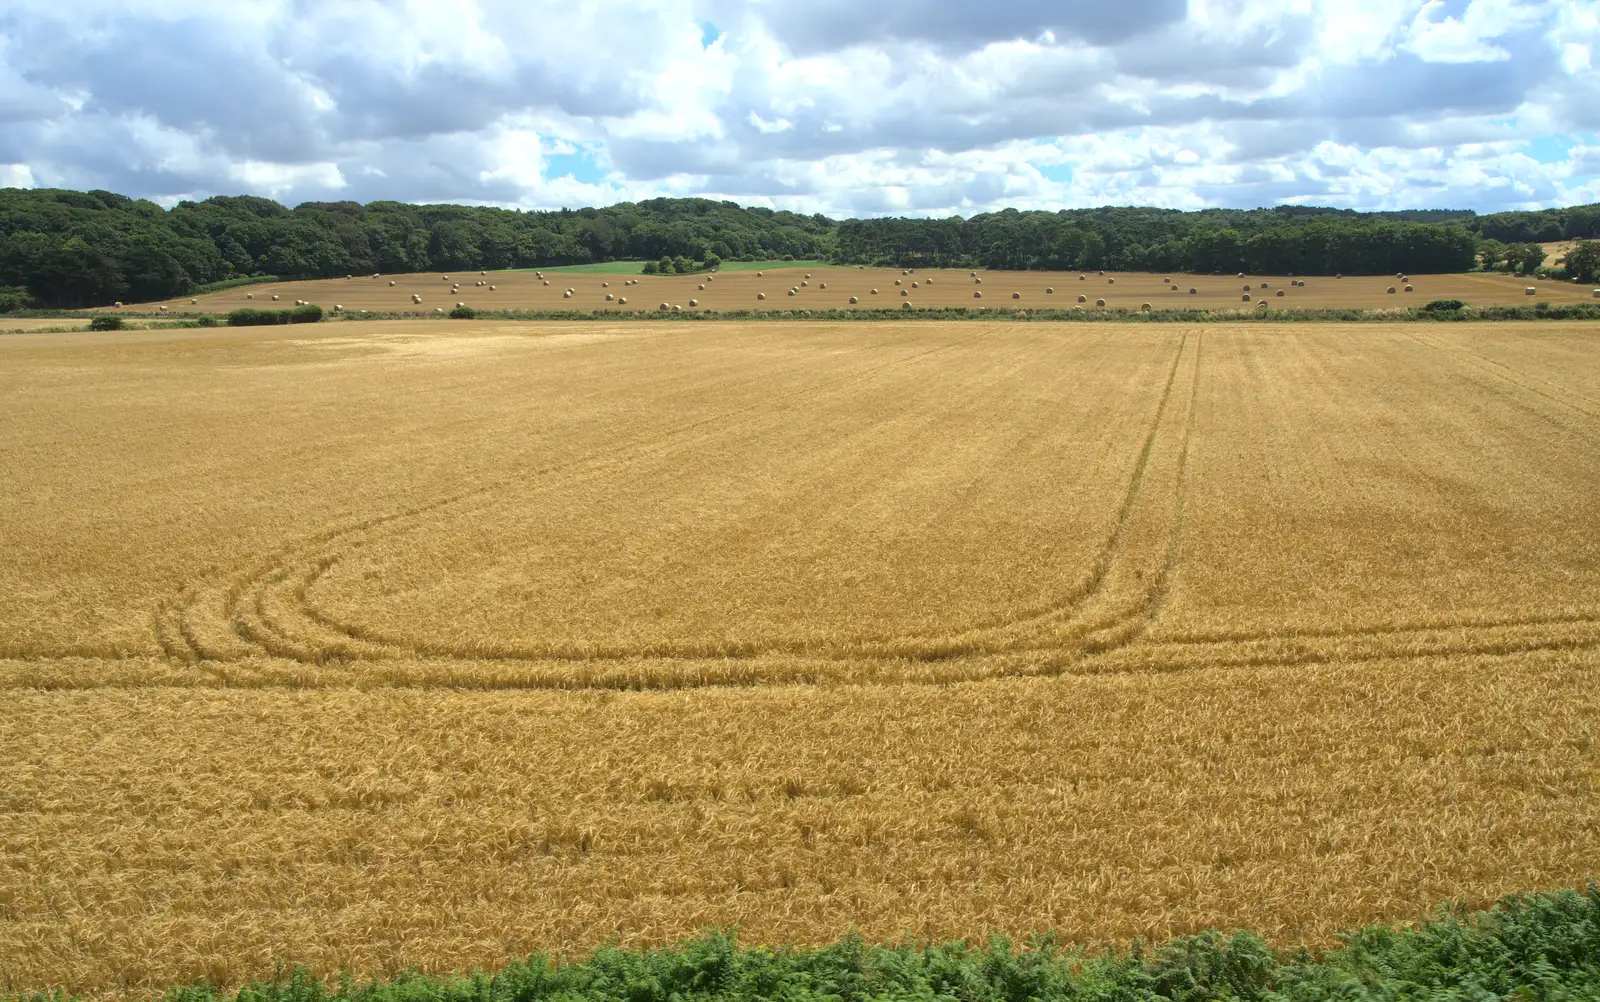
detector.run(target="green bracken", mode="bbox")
[13,887,1597,1002]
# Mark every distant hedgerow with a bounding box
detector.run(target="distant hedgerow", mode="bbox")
[227,304,323,326]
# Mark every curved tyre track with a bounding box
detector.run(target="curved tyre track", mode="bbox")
[135,325,1600,691]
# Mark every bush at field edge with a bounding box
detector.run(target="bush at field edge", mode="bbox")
[227,304,324,326]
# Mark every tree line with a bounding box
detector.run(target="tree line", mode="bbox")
[0,189,831,308]
[3,186,1598,308]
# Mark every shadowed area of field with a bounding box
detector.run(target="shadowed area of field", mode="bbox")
[1,320,1597,993]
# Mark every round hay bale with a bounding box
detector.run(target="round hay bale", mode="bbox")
[1045,287,1054,294]
[672,305,681,313]
[1335,273,1343,280]
[756,271,763,277]
[974,291,983,299]
[911,281,918,288]
[849,296,859,304]
[970,271,977,277]
[925,278,933,284]
[563,290,572,299]
[159,305,168,312]
[698,284,705,290]
[1257,300,1269,309]
[543,281,550,286]
[801,280,809,287]
[434,308,443,313]
[618,297,628,305]
[788,290,797,296]
[1526,287,1537,295]
[659,303,670,311]
[388,281,396,287]
[535,272,543,279]
[1387,287,1396,294]
[1098,270,1105,276]
[489,285,496,291]
[606,293,614,301]
[805,273,812,279]
[1079,274,1086,281]
[114,301,123,307]
[757,293,766,300]
[602,282,609,288]
[900,289,908,297]
[1404,285,1414,292]
[895,279,902,286]
[443,276,450,281]
[1011,292,1021,300]
[1237,272,1245,278]
[1276,290,1285,297]
[456,302,464,308]
[1260,282,1268,289]
[190,298,198,304]
[1242,294,1252,302]
[820,283,827,289]
[1077,295,1087,303]
[1107,278,1115,284]
[1140,303,1151,312]
[333,304,343,312]
[1396,272,1404,279]
[902,301,913,310]
[871,289,879,295]
[247,293,255,299]
[1592,289,1600,298]
[1095,298,1106,307]
[1243,285,1252,292]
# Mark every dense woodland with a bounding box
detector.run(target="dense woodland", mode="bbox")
[3,186,1598,307]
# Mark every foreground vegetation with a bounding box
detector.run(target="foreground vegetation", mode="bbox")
[4,185,1600,307]
[13,887,1600,1002]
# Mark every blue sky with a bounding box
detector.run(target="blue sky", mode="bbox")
[1,0,1597,216]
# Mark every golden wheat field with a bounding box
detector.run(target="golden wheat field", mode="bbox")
[2,319,1599,995]
[123,265,1600,317]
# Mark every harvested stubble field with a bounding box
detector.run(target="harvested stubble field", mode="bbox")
[123,265,1600,317]
[2,319,1599,995]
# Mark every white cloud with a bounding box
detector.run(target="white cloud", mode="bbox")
[226,161,347,198]
[1403,0,1546,63]
[1,162,35,187]
[0,0,1593,214]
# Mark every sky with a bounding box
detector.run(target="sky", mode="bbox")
[1,0,1597,217]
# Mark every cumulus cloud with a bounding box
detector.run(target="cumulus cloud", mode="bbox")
[0,0,1594,214]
